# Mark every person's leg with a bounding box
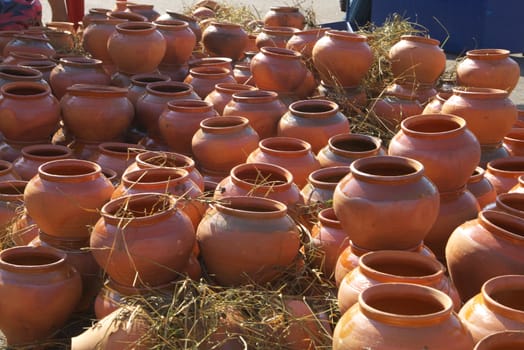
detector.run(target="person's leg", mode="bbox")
[47,0,68,22]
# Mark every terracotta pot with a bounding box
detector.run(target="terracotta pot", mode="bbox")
[317,82,368,110]
[459,275,524,343]
[474,331,524,350]
[89,142,145,179]
[388,35,446,84]
[107,10,147,22]
[0,159,20,181]
[45,29,75,52]
[338,250,460,315]
[312,30,373,87]
[256,26,298,49]
[61,84,134,143]
[107,21,166,75]
[81,18,127,71]
[370,95,424,131]
[24,159,114,239]
[196,196,301,286]
[0,180,26,236]
[250,46,308,95]
[0,64,47,88]
[487,192,524,219]
[125,3,160,21]
[184,66,236,99]
[49,56,111,99]
[153,19,196,66]
[192,116,259,173]
[457,49,520,92]
[204,82,256,115]
[188,56,234,73]
[82,8,111,27]
[158,99,219,155]
[0,246,82,346]
[192,6,215,20]
[3,51,48,65]
[510,175,524,194]
[157,11,202,42]
[201,22,248,61]
[333,155,440,250]
[17,59,57,84]
[423,92,451,114]
[247,136,320,188]
[317,133,385,167]
[485,156,524,194]
[90,192,195,287]
[389,113,481,192]
[12,144,73,180]
[286,28,328,59]
[446,210,524,302]
[263,6,305,29]
[301,165,350,208]
[3,34,56,58]
[0,81,60,143]
[232,63,252,84]
[0,31,22,54]
[504,128,524,156]
[386,80,438,105]
[278,99,350,153]
[441,87,517,146]
[111,167,205,229]
[223,90,287,139]
[127,73,171,106]
[332,283,474,349]
[468,166,497,209]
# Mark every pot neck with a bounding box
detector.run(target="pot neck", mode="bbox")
[478,210,524,245]
[481,275,524,323]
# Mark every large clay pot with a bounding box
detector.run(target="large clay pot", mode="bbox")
[127,73,171,106]
[370,94,424,131]
[312,30,373,87]
[301,166,350,208]
[89,142,145,179]
[192,116,259,173]
[485,156,524,194]
[317,133,385,167]
[468,166,497,209]
[157,11,202,42]
[223,90,287,139]
[423,92,451,114]
[12,144,73,180]
[256,26,298,49]
[386,80,438,105]
[17,59,57,84]
[196,196,301,286]
[125,3,160,22]
[459,275,524,343]
[107,10,147,22]
[337,250,461,314]
[388,113,481,192]
[0,81,60,143]
[90,192,195,287]
[0,64,47,88]
[333,155,440,250]
[82,7,111,27]
[184,66,236,99]
[388,35,446,84]
[474,331,524,350]
[3,34,56,58]
[24,159,114,239]
[0,246,82,346]
[278,99,351,153]
[446,210,524,302]
[332,283,474,350]
[81,18,127,71]
[107,21,166,75]
[153,19,196,66]
[204,82,256,115]
[263,6,305,29]
[201,22,248,61]
[457,49,520,92]
[286,28,328,59]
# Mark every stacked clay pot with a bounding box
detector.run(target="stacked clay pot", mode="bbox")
[12,144,73,180]
[467,166,497,209]
[485,156,524,194]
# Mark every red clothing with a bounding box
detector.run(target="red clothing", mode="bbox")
[0,0,42,30]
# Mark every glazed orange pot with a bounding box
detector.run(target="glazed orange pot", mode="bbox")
[467,166,497,209]
[12,144,73,180]
[263,6,305,29]
[255,26,298,49]
[485,156,524,194]
[317,133,384,168]
[201,22,248,61]
[203,83,256,115]
[286,28,328,59]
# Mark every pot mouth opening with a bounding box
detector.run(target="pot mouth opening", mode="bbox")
[484,277,524,313]
[25,148,70,158]
[132,75,170,84]
[40,160,100,177]
[488,158,524,172]
[233,165,289,187]
[403,116,463,134]
[365,293,445,315]
[291,103,336,114]
[118,22,155,31]
[149,83,191,93]
[481,210,524,239]
[310,168,349,184]
[361,251,440,278]
[4,86,46,95]
[0,67,40,77]
[124,168,186,183]
[217,196,285,213]
[331,136,379,152]
[357,162,417,176]
[497,193,524,213]
[105,193,174,219]
[201,116,246,128]
[0,181,26,195]
[260,137,309,152]
[138,152,191,168]
[2,250,62,267]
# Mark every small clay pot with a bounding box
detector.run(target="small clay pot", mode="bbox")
[184,66,236,99]
[286,28,328,59]
[467,166,497,209]
[81,18,127,69]
[153,19,196,66]
[485,156,524,194]
[317,133,385,167]
[504,128,524,156]
[12,144,73,180]
[125,3,160,22]
[204,82,256,115]
[256,26,298,49]
[201,22,248,61]
[89,142,145,179]
[127,72,171,106]
[263,6,306,29]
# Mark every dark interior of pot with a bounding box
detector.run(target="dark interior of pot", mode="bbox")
[358,163,416,176]
[491,289,524,312]
[236,167,287,186]
[4,252,59,266]
[367,295,444,315]
[333,138,377,152]
[408,118,459,133]
[0,183,26,195]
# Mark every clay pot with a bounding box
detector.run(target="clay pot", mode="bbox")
[0,64,47,87]
[153,19,196,66]
[81,18,127,71]
[441,87,517,146]
[82,8,111,27]
[301,165,350,208]
[3,51,48,65]
[188,56,234,73]
[474,331,524,350]
[201,22,248,61]
[312,30,373,87]
[45,29,75,52]
[127,73,171,106]
[24,159,114,239]
[0,180,26,236]
[278,99,351,153]
[388,35,446,84]
[157,11,202,42]
[485,156,524,194]
[333,155,440,250]
[223,90,287,139]
[0,31,22,54]
[459,275,524,343]
[17,59,57,84]
[204,82,256,115]
[192,6,215,20]
[0,159,20,181]
[107,21,166,75]
[89,142,145,179]
[192,116,259,173]
[247,136,321,188]
[158,99,219,155]
[317,133,385,167]
[468,166,497,209]
[386,80,438,105]
[107,10,148,22]
[263,6,305,29]
[317,83,368,110]
[61,84,134,143]
[510,175,524,194]
[184,66,236,99]
[488,192,524,218]
[256,26,298,49]
[286,28,327,59]
[423,92,451,114]
[125,3,160,22]
[457,49,520,92]
[370,95,424,131]
[3,34,56,58]
[504,128,524,156]
[90,192,195,287]
[446,210,524,301]
[197,196,301,286]
[12,144,73,180]
[332,283,474,349]
[0,81,60,143]
[0,246,82,346]
[388,113,481,192]
[338,250,460,314]
[49,56,111,99]
[232,63,252,85]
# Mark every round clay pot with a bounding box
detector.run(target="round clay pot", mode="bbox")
[0,64,47,88]
[107,21,166,75]
[82,8,111,27]
[263,6,305,29]
[60,84,134,143]
[45,29,75,52]
[247,136,321,188]
[370,95,424,131]
[153,19,196,66]
[125,3,160,21]
[0,31,22,55]
[0,180,26,235]
[317,82,368,110]
[204,83,256,115]
[89,142,145,179]
[509,175,524,194]
[388,35,446,84]
[278,99,350,153]
[196,196,301,286]
[301,165,351,208]
[0,159,21,181]
[286,28,328,58]
[0,81,60,143]
[0,246,82,346]
[127,73,171,106]
[107,10,147,22]
[91,192,195,287]
[192,116,259,173]
[3,51,48,65]
[188,56,234,73]
[333,155,440,250]
[332,283,474,350]
[474,331,524,350]
[184,66,236,99]
[459,275,524,343]
[312,30,373,87]
[446,210,524,302]
[386,80,438,105]
[256,26,298,49]
[232,63,252,85]
[503,128,524,156]
[81,18,127,70]
[441,87,517,146]
[17,59,57,84]
[223,90,287,139]
[457,49,520,92]
[49,56,111,99]
[192,6,215,20]
[485,156,524,194]
[468,166,497,209]
[12,144,73,180]
[23,159,114,239]
[317,133,385,167]
[3,34,56,58]
[201,22,248,61]
[158,99,219,155]
[388,113,481,192]
[423,92,451,114]
[488,192,524,219]
[157,11,202,42]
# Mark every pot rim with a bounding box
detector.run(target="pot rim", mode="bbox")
[451,86,509,98]
[479,209,524,244]
[399,34,440,46]
[259,46,302,59]
[38,159,103,182]
[1,81,50,98]
[258,136,312,155]
[349,155,425,184]
[481,274,524,321]
[466,48,511,59]
[101,192,176,223]
[135,151,195,170]
[0,245,67,273]
[326,133,382,157]
[212,195,288,218]
[145,81,194,96]
[399,113,467,138]
[20,143,72,160]
[229,162,294,190]
[307,166,351,189]
[0,180,27,201]
[199,115,250,133]
[288,99,339,118]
